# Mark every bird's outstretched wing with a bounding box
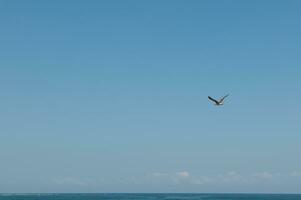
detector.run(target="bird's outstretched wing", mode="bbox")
[208,96,219,104]
[219,94,229,103]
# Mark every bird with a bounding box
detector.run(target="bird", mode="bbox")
[208,94,229,106]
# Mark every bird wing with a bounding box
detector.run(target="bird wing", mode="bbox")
[208,96,219,104]
[219,94,229,103]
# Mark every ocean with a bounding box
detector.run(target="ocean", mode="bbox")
[0,194,300,200]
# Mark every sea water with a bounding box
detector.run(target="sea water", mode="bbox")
[0,193,300,200]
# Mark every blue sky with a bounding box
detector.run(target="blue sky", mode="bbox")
[0,0,301,193]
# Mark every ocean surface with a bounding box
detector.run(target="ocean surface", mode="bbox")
[0,194,301,200]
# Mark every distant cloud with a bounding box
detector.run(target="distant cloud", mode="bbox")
[113,170,301,188]
[176,171,190,178]
[190,171,248,185]
[193,171,295,185]
[219,171,248,183]
[289,171,301,178]
[152,171,190,179]
[190,176,214,185]
[150,171,190,184]
[149,170,296,186]
[52,177,88,186]
[252,171,276,179]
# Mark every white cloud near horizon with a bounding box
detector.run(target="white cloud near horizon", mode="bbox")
[289,171,301,178]
[176,171,190,178]
[50,170,301,189]
[149,170,301,186]
[52,177,88,186]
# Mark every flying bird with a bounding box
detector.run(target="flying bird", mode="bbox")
[208,94,229,106]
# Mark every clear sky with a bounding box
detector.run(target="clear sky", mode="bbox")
[0,0,301,193]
